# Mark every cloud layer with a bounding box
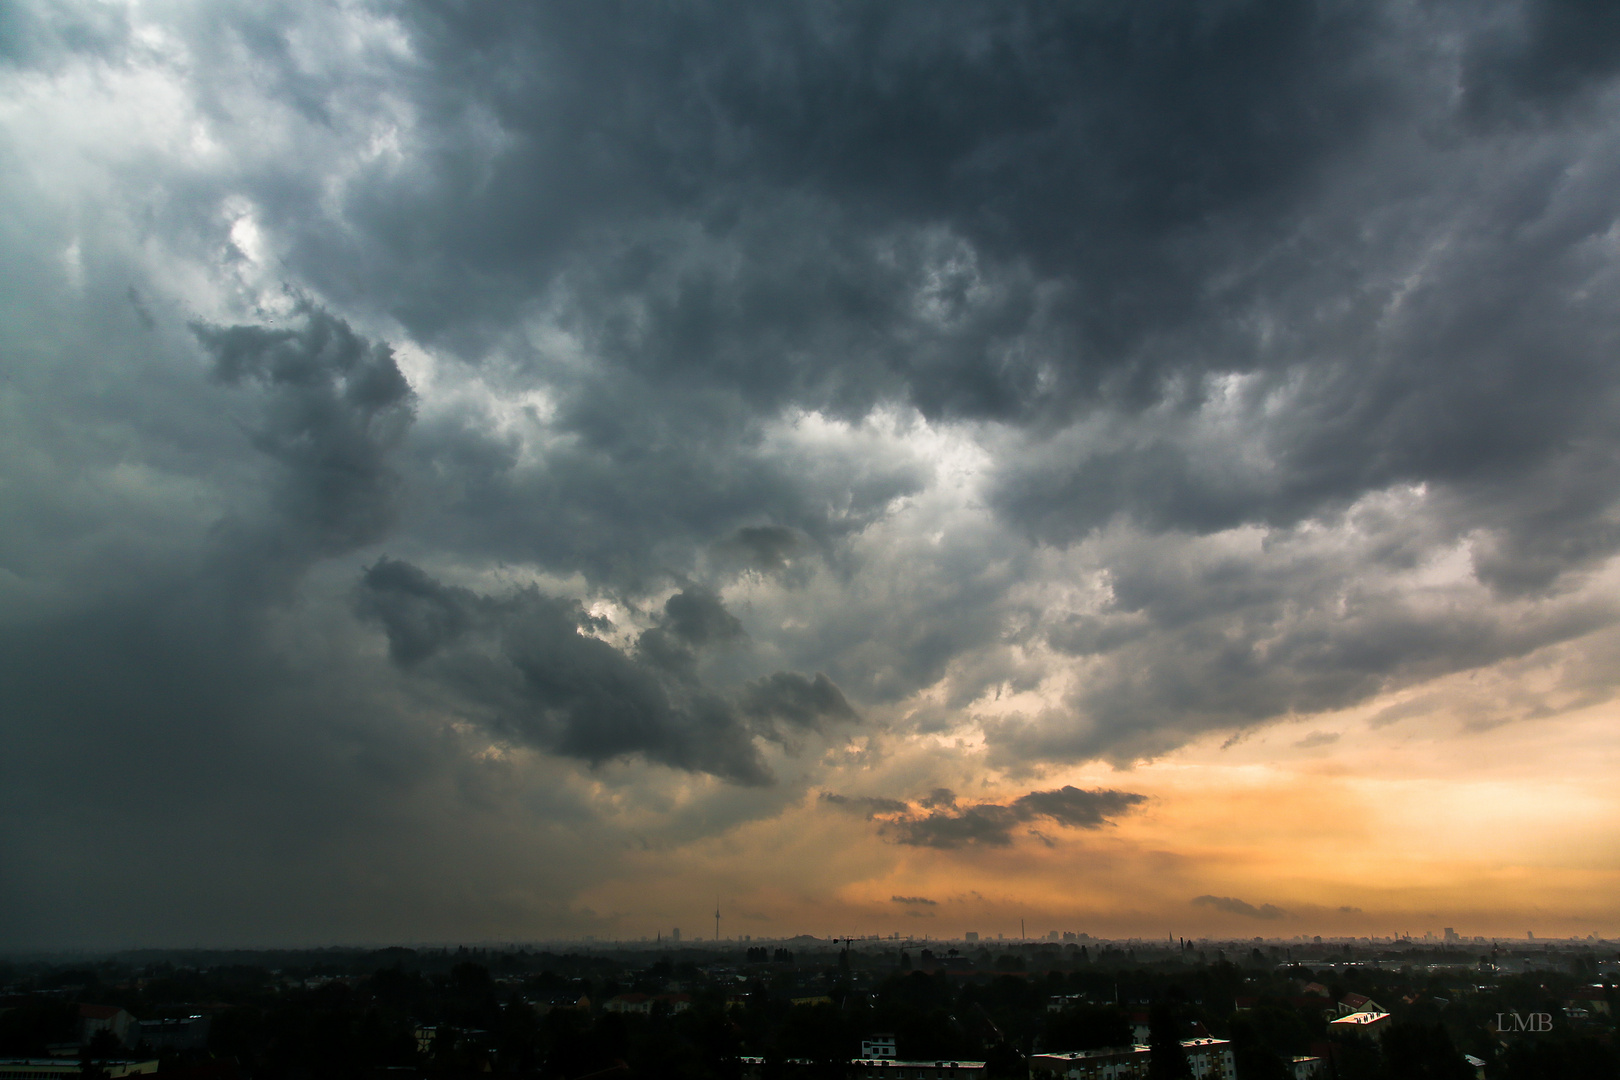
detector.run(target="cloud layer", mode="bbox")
[3,0,1620,944]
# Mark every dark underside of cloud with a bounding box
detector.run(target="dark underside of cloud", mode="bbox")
[824,786,1147,848]
[356,558,855,784]
[5,0,1620,944]
[1192,895,1290,921]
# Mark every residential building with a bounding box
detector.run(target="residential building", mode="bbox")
[604,992,691,1015]
[848,1059,985,1079]
[1180,1038,1236,1080]
[1029,1046,1147,1079]
[77,1005,135,1047]
[133,1015,209,1051]
[0,1061,157,1080]
[1336,994,1384,1017]
[604,994,652,1015]
[861,1036,897,1059]
[1029,1040,1233,1080]
[1328,1011,1391,1038]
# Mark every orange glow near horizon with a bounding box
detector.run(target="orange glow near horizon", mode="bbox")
[573,686,1620,943]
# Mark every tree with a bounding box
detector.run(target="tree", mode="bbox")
[1376,1022,1471,1080]
[1042,1005,1132,1052]
[1147,1002,1192,1080]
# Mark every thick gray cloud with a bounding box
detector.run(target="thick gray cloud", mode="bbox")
[5,0,1620,944]
[194,304,415,564]
[357,559,855,784]
[824,786,1147,849]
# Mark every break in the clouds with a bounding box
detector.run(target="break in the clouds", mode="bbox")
[3,0,1620,945]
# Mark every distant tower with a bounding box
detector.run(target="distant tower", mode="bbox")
[672,927,681,942]
[715,897,722,942]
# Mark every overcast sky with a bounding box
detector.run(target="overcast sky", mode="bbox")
[4,0,1620,948]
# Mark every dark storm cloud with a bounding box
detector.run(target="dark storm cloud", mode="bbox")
[819,793,912,817]
[891,896,937,907]
[1463,0,1620,121]
[0,304,447,945]
[193,304,415,565]
[8,0,1620,947]
[661,586,744,646]
[1010,786,1149,829]
[824,786,1146,848]
[1192,895,1290,921]
[222,0,1620,640]
[398,375,928,590]
[358,560,856,783]
[715,525,807,575]
[304,0,1391,425]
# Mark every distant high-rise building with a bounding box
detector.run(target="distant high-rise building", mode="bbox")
[672,927,681,942]
[964,931,979,942]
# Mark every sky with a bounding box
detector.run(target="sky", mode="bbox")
[3,0,1620,950]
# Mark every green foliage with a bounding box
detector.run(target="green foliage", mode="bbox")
[1147,1002,1192,1080]
[0,997,77,1055]
[1042,1004,1132,1052]
[1502,1034,1620,1080]
[1375,1022,1472,1080]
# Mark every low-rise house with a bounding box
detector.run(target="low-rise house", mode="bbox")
[77,1005,135,1048]
[1328,1010,1391,1038]
[1564,989,1610,1018]
[861,1035,897,1059]
[604,992,690,1016]
[604,994,652,1015]
[848,1058,985,1079]
[1290,1055,1324,1079]
[1336,994,1383,1017]
[134,1015,209,1051]
[1029,1039,1233,1080]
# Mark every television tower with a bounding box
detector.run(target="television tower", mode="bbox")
[715,897,721,942]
